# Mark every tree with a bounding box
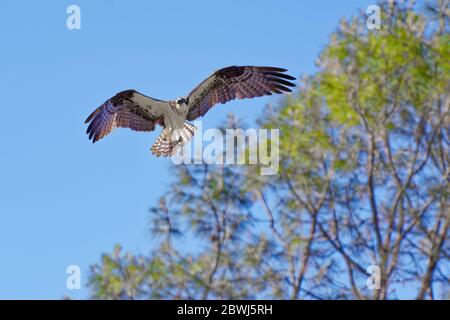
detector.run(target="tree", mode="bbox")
[88,0,449,300]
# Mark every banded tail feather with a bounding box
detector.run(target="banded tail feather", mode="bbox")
[151,122,197,157]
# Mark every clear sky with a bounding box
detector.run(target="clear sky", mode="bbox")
[0,0,376,299]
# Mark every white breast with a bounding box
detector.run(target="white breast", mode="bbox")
[164,102,188,130]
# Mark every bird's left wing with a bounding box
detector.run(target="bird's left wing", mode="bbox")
[186,66,296,121]
[85,90,167,143]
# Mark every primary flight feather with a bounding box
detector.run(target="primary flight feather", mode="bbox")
[85,65,296,156]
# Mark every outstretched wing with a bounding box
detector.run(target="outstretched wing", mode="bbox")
[186,66,296,121]
[85,90,166,143]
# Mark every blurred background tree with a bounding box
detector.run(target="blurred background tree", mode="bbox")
[88,0,449,300]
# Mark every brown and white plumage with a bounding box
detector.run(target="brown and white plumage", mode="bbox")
[85,90,165,143]
[85,66,295,156]
[186,66,296,120]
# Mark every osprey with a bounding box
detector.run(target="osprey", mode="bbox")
[85,66,295,156]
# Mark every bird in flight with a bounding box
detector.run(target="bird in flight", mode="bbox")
[85,66,295,156]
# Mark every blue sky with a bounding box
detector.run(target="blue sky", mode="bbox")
[0,0,376,299]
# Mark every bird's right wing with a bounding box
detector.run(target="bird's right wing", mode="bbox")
[85,90,167,143]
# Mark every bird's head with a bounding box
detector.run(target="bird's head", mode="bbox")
[175,97,189,107]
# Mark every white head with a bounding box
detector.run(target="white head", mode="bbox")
[175,97,189,107]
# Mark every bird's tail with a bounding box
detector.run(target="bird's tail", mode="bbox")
[151,122,197,157]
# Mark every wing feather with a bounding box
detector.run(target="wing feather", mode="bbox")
[85,90,166,143]
[186,66,296,120]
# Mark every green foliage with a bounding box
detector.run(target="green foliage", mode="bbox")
[89,1,449,300]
